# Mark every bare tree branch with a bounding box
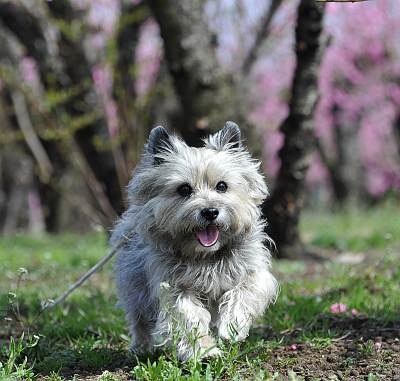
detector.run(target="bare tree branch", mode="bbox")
[241,0,284,75]
[11,90,53,181]
[316,0,370,2]
[41,244,120,311]
[71,141,118,226]
[0,24,53,181]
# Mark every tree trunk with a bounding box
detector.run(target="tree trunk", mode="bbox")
[317,106,364,205]
[0,1,125,224]
[0,7,66,232]
[113,1,150,165]
[263,0,326,259]
[394,113,400,158]
[331,120,363,203]
[146,0,239,147]
[47,1,125,218]
[113,2,148,105]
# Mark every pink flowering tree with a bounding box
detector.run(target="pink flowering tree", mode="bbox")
[250,0,400,202]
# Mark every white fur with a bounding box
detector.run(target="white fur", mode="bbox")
[111,123,278,360]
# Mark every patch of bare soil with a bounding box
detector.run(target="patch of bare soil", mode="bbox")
[34,350,134,381]
[57,369,131,381]
[260,315,400,380]
[266,338,400,380]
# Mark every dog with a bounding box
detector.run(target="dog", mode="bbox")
[111,122,278,361]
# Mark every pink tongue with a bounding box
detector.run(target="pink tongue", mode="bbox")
[196,225,219,247]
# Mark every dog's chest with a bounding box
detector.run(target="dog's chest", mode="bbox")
[170,255,247,299]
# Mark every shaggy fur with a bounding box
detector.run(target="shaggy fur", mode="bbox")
[111,122,278,360]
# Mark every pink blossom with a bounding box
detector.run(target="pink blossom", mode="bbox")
[85,0,119,37]
[71,0,119,51]
[289,344,298,351]
[92,64,119,137]
[329,303,348,314]
[262,129,283,176]
[105,101,119,138]
[351,308,359,316]
[135,20,162,96]
[92,64,112,96]
[20,56,39,84]
[307,153,328,185]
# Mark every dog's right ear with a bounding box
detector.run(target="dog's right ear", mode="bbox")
[147,126,173,165]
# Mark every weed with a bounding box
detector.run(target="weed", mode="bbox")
[358,340,375,357]
[0,333,39,381]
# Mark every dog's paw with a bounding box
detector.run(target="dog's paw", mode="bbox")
[217,320,249,342]
[199,335,222,358]
[130,343,152,356]
[177,335,221,361]
[201,345,222,359]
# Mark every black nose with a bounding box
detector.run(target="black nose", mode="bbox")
[201,208,219,221]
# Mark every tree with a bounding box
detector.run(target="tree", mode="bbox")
[0,0,124,228]
[262,0,326,259]
[315,1,400,201]
[316,103,364,204]
[0,18,65,232]
[146,0,240,147]
[112,1,150,164]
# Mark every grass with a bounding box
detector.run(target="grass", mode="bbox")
[0,203,399,380]
[301,200,400,251]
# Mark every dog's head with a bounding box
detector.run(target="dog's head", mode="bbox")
[129,122,268,256]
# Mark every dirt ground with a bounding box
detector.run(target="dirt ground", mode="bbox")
[33,315,400,381]
[264,317,400,380]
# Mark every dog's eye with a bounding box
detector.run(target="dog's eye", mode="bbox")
[177,183,193,197]
[216,181,228,193]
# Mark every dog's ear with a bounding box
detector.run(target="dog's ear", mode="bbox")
[147,126,173,165]
[244,171,269,205]
[208,121,242,150]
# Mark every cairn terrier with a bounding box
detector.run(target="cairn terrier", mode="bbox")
[111,122,278,360]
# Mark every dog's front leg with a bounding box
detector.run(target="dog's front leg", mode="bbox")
[155,286,221,361]
[217,270,278,341]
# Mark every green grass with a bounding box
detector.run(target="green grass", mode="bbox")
[301,200,400,251]
[0,203,399,380]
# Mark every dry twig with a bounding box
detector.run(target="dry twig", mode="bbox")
[241,0,283,74]
[11,90,53,181]
[41,244,120,311]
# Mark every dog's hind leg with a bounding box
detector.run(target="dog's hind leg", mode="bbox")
[127,311,156,354]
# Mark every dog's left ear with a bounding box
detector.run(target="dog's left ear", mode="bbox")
[207,121,242,150]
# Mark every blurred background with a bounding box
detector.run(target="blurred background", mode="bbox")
[0,0,399,254]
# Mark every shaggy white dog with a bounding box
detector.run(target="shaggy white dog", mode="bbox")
[111,122,278,360]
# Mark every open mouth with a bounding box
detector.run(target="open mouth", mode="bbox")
[196,225,219,247]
